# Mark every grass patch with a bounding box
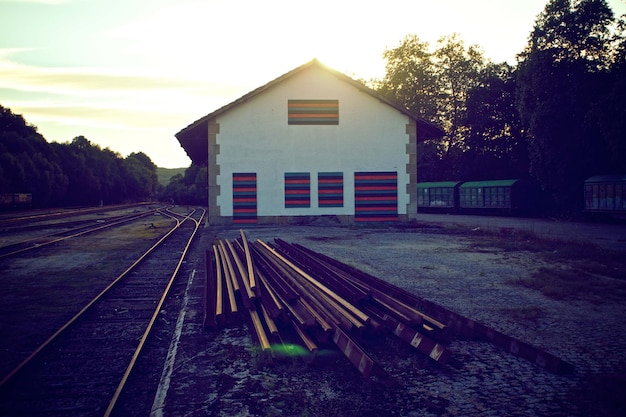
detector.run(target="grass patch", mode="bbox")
[469,227,562,253]
[462,227,626,302]
[513,266,626,303]
[499,306,544,322]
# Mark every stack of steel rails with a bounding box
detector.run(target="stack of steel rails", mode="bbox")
[204,231,572,378]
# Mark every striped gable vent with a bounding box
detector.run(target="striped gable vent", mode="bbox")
[233,173,257,223]
[354,171,398,222]
[288,99,338,125]
[285,172,311,208]
[318,172,344,207]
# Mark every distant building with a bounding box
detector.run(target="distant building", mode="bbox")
[175,59,442,225]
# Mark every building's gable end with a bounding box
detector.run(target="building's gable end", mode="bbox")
[175,59,441,224]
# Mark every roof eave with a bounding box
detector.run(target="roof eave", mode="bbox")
[175,59,445,163]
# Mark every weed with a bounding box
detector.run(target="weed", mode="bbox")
[500,306,544,322]
[249,345,274,369]
[512,266,626,303]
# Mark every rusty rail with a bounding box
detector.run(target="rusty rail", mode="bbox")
[205,230,573,377]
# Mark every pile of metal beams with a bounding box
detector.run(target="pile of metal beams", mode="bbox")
[204,231,572,378]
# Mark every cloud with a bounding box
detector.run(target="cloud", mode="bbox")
[0,59,202,96]
[12,102,188,130]
[0,0,75,4]
[0,53,238,168]
[0,54,247,120]
[4,100,195,167]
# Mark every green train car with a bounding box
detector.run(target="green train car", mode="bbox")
[584,175,626,214]
[417,180,537,215]
[417,181,461,212]
[459,179,537,213]
[0,193,33,209]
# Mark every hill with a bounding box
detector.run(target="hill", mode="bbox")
[157,167,187,186]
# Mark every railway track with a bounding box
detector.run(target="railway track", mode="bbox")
[0,207,205,417]
[0,207,164,258]
[0,203,152,229]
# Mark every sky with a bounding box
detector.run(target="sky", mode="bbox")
[1,0,626,168]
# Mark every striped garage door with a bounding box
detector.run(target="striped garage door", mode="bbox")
[354,171,398,222]
[318,172,344,208]
[285,172,311,208]
[232,173,257,223]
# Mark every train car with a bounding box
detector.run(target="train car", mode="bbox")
[0,193,33,210]
[458,179,534,214]
[417,181,461,213]
[584,175,626,215]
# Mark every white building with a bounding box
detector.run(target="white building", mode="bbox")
[176,59,442,225]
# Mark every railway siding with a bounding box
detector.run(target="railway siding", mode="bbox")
[0,207,205,416]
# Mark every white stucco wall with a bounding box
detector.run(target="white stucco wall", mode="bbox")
[214,66,411,217]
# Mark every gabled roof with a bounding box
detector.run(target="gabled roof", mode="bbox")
[176,59,444,164]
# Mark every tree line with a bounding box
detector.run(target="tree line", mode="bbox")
[2,0,624,214]
[0,105,158,207]
[373,0,626,213]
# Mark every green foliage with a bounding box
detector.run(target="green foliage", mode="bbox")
[516,0,622,212]
[461,63,530,180]
[156,167,187,186]
[377,0,625,215]
[376,34,523,182]
[0,105,158,207]
[159,164,207,205]
[375,34,438,122]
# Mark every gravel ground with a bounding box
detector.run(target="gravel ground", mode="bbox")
[154,221,626,417]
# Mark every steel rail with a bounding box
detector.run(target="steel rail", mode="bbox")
[239,230,256,290]
[218,242,239,314]
[0,202,152,228]
[287,239,573,373]
[205,234,575,376]
[0,208,162,259]
[104,208,205,417]
[248,308,272,351]
[206,235,447,377]
[252,241,342,330]
[286,241,448,332]
[255,269,285,319]
[271,239,452,364]
[256,242,357,328]
[255,242,344,332]
[256,239,371,325]
[213,247,224,322]
[0,209,187,388]
[226,239,256,302]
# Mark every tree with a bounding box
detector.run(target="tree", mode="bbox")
[376,34,489,180]
[460,63,530,180]
[0,106,67,205]
[1,104,162,207]
[124,152,158,201]
[53,137,102,205]
[160,164,207,205]
[587,14,626,174]
[516,0,617,212]
[375,34,439,122]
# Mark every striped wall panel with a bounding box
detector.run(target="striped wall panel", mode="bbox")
[318,172,344,207]
[354,171,398,222]
[232,173,257,223]
[288,99,339,125]
[285,172,310,208]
